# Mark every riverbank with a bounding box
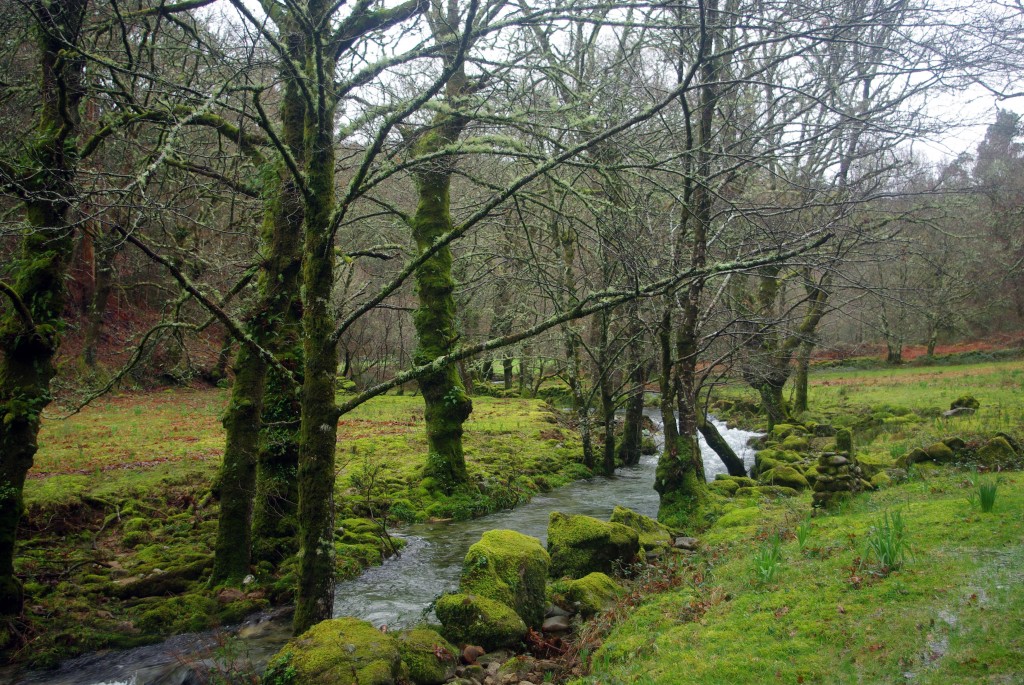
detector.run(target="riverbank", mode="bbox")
[2,389,590,670]
[575,358,1024,683]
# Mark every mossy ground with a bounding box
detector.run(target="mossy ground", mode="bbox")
[578,358,1024,684]
[5,389,586,669]
[578,470,1024,684]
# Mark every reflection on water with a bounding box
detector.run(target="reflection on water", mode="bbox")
[8,413,758,685]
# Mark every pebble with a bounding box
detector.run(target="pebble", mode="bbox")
[673,536,699,551]
[545,604,572,618]
[542,615,571,632]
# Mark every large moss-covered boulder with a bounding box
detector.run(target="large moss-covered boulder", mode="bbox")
[264,617,401,685]
[394,628,457,685]
[609,506,671,548]
[780,435,810,453]
[548,513,639,579]
[460,529,549,628]
[736,485,799,498]
[757,465,809,491]
[566,572,623,618]
[976,437,1020,468]
[715,474,757,488]
[770,424,807,441]
[709,479,739,496]
[434,593,526,650]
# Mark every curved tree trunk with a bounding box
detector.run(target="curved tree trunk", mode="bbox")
[697,415,746,477]
[793,339,814,415]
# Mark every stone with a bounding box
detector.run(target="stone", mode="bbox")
[827,455,849,467]
[870,471,892,489]
[976,437,1019,468]
[673,536,699,551]
[942,436,966,451]
[735,485,799,498]
[395,628,458,685]
[265,617,402,685]
[216,588,245,604]
[436,594,527,651]
[708,479,739,496]
[460,530,549,628]
[609,506,672,548]
[757,465,809,491]
[780,435,811,453]
[541,615,571,632]
[547,513,639,579]
[951,395,980,410]
[835,429,853,454]
[545,604,572,618]
[925,442,955,464]
[942,407,975,418]
[462,645,485,664]
[565,572,622,617]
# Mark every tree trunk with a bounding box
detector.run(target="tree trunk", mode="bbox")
[617,339,645,467]
[502,356,513,391]
[697,415,746,476]
[293,86,340,636]
[793,339,814,414]
[0,0,87,615]
[411,125,473,494]
[759,381,789,430]
[82,231,117,370]
[211,348,267,583]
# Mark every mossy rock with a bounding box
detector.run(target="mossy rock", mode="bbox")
[780,435,811,453]
[924,442,955,464]
[460,529,549,628]
[394,628,457,685]
[942,436,967,452]
[835,429,853,454]
[770,424,806,441]
[735,485,799,498]
[715,474,757,488]
[434,593,526,650]
[709,479,739,496]
[565,572,623,618]
[857,453,895,478]
[266,617,401,685]
[756,465,809,491]
[896,447,928,469]
[134,594,218,634]
[547,513,640,579]
[951,395,980,410]
[976,437,1020,469]
[752,456,783,478]
[870,471,892,489]
[608,506,671,548]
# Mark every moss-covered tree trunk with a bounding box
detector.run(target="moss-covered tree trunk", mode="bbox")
[617,332,646,467]
[211,50,306,582]
[0,0,88,615]
[293,90,340,634]
[411,126,473,493]
[82,230,118,370]
[697,415,746,476]
[793,338,814,414]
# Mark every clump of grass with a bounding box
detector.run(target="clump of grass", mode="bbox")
[862,510,910,574]
[978,477,999,513]
[753,532,784,583]
[796,515,812,552]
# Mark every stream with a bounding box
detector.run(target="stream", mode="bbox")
[5,413,759,685]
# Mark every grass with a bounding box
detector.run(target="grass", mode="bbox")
[574,357,1024,685]
[576,471,1024,685]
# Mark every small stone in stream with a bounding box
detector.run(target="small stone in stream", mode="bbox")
[542,615,571,633]
[545,605,572,618]
[463,645,486,664]
[673,537,699,551]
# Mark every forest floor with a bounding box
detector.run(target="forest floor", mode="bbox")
[5,390,587,669]
[577,358,1024,684]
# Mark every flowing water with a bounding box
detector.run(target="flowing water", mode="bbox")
[4,413,758,685]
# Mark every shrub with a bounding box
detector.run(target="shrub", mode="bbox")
[861,510,910,575]
[753,533,783,583]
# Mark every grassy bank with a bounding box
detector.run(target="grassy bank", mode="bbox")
[578,359,1024,684]
[5,389,587,668]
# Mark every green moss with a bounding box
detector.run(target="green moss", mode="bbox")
[709,480,739,496]
[566,572,623,617]
[735,485,799,498]
[976,437,1020,469]
[434,593,526,650]
[460,529,549,628]
[756,466,809,491]
[924,442,955,463]
[548,512,640,579]
[270,617,402,685]
[394,627,457,685]
[780,435,810,453]
[609,506,672,548]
